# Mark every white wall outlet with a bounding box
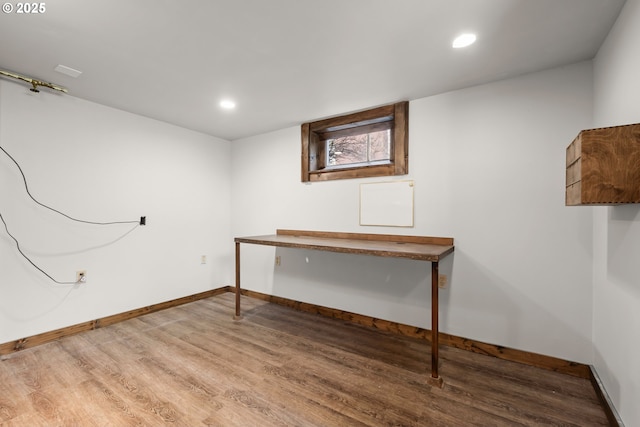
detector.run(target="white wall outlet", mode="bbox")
[201,255,207,264]
[438,274,447,288]
[76,270,87,283]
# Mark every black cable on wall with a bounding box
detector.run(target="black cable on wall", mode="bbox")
[0,145,144,284]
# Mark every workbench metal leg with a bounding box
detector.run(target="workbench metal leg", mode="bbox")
[431,261,441,383]
[234,241,242,320]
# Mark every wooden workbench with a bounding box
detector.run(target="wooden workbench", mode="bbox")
[234,229,454,382]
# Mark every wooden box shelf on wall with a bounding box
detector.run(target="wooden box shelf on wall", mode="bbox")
[566,123,640,205]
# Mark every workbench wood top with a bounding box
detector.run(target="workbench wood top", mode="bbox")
[234,229,454,262]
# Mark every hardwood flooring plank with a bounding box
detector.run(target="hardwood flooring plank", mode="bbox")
[164,301,435,426]
[78,378,154,426]
[440,348,607,425]
[86,341,185,424]
[213,303,520,426]
[0,396,17,424]
[0,293,609,426]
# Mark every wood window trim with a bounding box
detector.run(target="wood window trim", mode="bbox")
[301,101,408,182]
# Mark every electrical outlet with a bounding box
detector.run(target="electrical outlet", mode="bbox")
[76,270,87,283]
[438,274,447,288]
[275,256,281,266]
[201,255,207,264]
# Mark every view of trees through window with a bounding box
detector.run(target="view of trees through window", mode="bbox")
[327,129,391,167]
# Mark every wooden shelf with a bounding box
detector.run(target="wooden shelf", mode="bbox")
[566,123,640,205]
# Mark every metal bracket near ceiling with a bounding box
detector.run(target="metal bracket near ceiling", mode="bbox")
[0,69,68,93]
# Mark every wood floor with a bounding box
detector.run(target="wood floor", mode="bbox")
[0,293,608,426]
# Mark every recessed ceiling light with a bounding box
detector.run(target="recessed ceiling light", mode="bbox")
[220,99,236,110]
[452,33,477,49]
[54,64,82,78]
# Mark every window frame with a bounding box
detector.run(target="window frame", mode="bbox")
[301,101,408,182]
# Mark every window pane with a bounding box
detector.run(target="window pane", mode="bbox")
[328,129,390,166]
[368,129,391,161]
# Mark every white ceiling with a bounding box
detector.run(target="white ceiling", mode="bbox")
[0,0,625,141]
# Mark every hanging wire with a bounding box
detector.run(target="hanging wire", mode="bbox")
[0,144,143,284]
[0,145,139,225]
[0,211,77,285]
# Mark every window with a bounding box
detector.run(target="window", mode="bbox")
[301,101,408,182]
[327,128,391,168]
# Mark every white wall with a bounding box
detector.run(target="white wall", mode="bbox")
[593,0,640,424]
[0,79,232,343]
[231,61,594,364]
